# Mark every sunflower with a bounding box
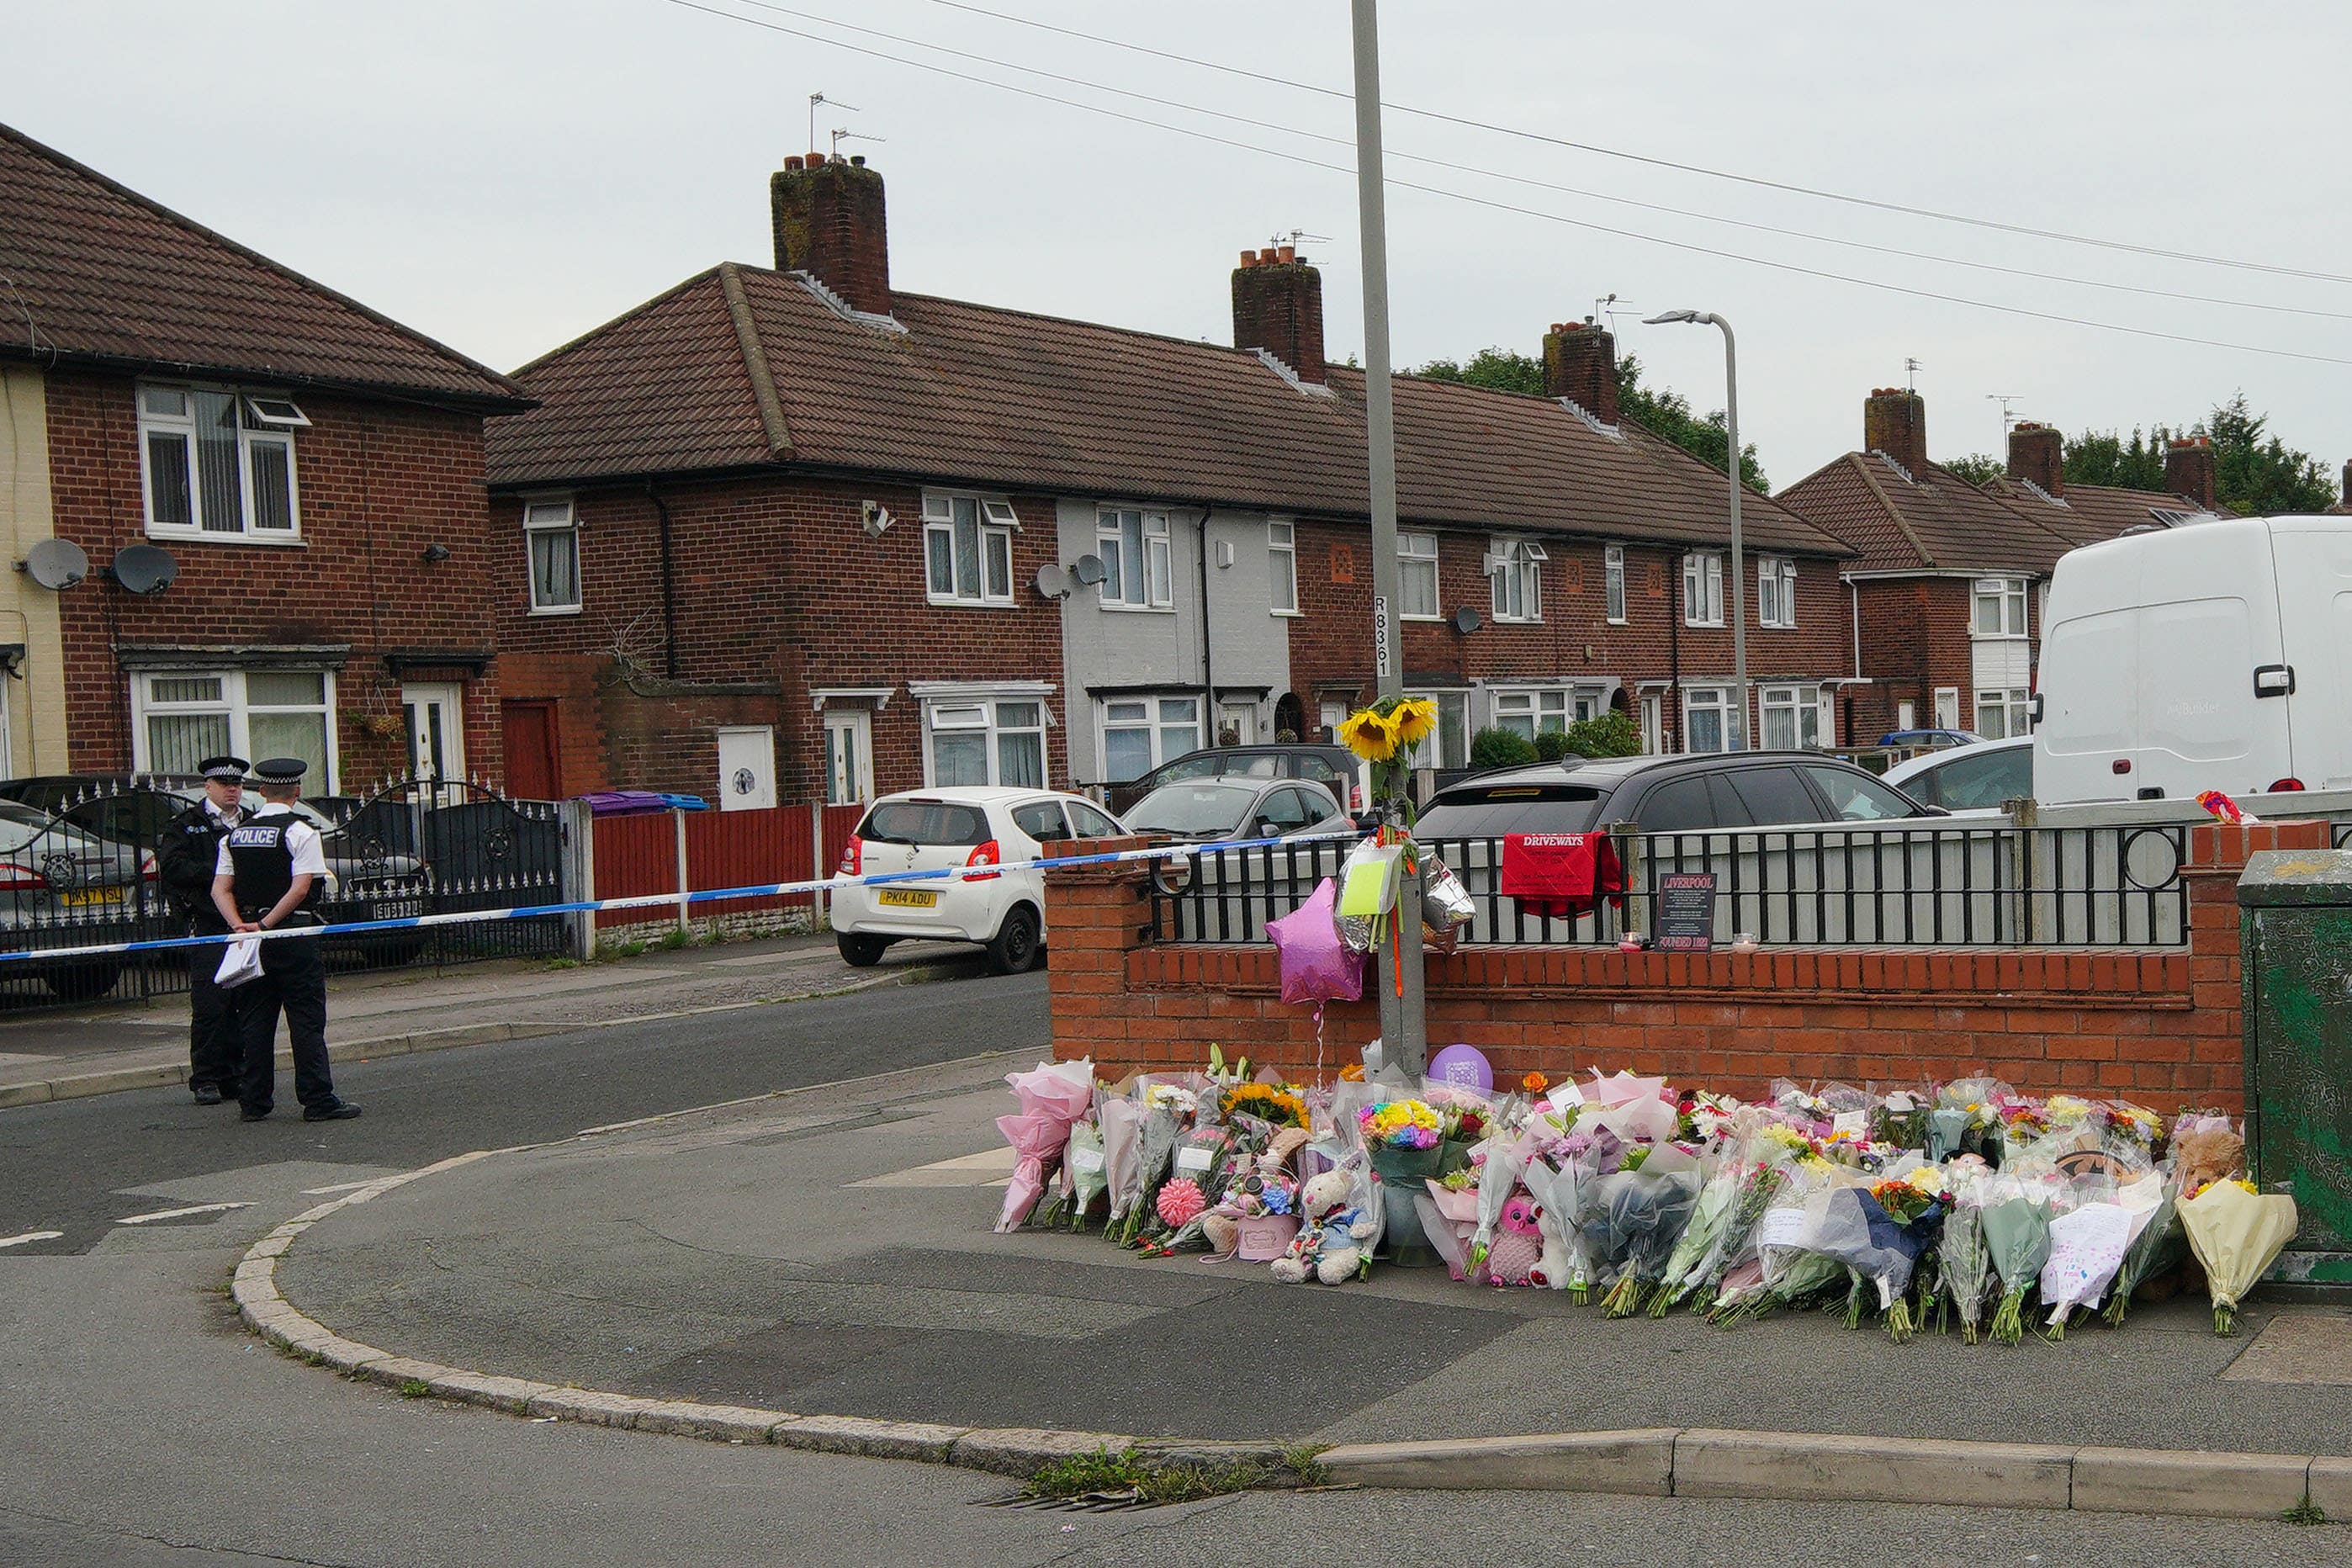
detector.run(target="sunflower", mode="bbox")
[1338,706,1400,762]
[1391,697,1438,748]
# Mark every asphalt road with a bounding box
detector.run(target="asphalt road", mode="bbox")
[0,971,1048,1253]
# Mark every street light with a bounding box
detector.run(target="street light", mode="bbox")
[1645,310,1750,751]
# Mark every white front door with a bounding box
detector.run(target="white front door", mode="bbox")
[824,710,873,804]
[1933,688,1961,731]
[1318,699,1347,744]
[402,683,465,787]
[1640,692,1662,755]
[1898,700,1916,731]
[716,726,777,811]
[1219,701,1258,746]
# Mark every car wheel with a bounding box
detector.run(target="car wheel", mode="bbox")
[40,957,124,1003]
[986,903,1042,976]
[837,933,891,967]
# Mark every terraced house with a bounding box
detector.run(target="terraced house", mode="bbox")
[0,122,529,790]
[486,154,1857,807]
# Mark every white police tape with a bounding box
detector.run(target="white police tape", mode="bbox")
[0,825,1373,965]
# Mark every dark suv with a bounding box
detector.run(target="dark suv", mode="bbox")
[1104,744,1364,818]
[1417,752,1939,837]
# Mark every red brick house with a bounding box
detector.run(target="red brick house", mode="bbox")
[0,123,529,792]
[1980,421,2228,543]
[485,155,1857,807]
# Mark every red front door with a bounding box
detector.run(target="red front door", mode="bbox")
[502,701,559,800]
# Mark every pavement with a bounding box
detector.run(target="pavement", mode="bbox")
[252,1052,2352,1524]
[0,928,983,1107]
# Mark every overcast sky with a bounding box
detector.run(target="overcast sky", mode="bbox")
[13,1,2349,491]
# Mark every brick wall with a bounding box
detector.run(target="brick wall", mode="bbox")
[495,472,1066,797]
[1043,820,2327,1111]
[1286,522,1854,748]
[45,368,506,787]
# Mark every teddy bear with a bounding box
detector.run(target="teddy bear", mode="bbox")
[1483,1191,1545,1286]
[1269,1168,1376,1285]
[1523,1199,1573,1290]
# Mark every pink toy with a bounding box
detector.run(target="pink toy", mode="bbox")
[1485,1191,1545,1286]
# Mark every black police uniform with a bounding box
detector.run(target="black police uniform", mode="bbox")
[156,758,246,1102]
[221,771,355,1121]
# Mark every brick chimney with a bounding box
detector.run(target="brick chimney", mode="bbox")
[1542,320,1618,424]
[2006,421,2063,497]
[1232,246,1325,384]
[771,153,889,315]
[2165,435,2218,510]
[1865,388,1928,477]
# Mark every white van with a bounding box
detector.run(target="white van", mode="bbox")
[2035,515,2352,803]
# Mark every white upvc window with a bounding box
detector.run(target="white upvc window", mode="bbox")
[1973,687,2032,740]
[1398,531,1440,620]
[925,699,1046,787]
[137,383,304,541]
[922,492,1019,606]
[1410,689,1471,770]
[1098,507,1173,610]
[1491,687,1570,741]
[1973,576,2029,638]
[132,668,338,791]
[1604,544,1628,624]
[1268,518,1299,614]
[1100,695,1202,783]
[1761,683,1827,750]
[1682,685,1733,753]
[1486,537,1545,623]
[1682,552,1724,627]
[1758,556,1797,628]
[523,499,580,613]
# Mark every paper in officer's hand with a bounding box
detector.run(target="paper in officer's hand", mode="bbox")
[215,935,263,990]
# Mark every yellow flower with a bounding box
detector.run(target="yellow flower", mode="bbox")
[1339,707,1400,762]
[1391,697,1438,749]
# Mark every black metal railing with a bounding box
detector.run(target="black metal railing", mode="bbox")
[0,778,573,1009]
[1147,822,2192,949]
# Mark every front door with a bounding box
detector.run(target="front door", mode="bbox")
[716,726,777,811]
[403,682,466,788]
[1219,701,1258,746]
[824,709,874,804]
[502,701,559,800]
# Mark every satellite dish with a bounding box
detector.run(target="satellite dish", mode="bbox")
[1034,563,1072,600]
[1452,606,1484,635]
[20,538,89,591]
[1072,554,1108,586]
[109,543,179,596]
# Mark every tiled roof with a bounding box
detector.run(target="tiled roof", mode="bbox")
[1980,476,2222,545]
[0,122,525,410]
[487,262,1851,558]
[1776,451,2080,575]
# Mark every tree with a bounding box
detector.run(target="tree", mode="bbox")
[1941,453,2005,486]
[2061,395,2338,514]
[1409,348,1767,490]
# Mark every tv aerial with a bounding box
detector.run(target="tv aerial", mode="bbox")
[108,543,178,596]
[18,538,88,590]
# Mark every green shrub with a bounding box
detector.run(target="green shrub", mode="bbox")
[1470,726,1539,771]
[1564,710,1644,759]
[1533,727,1576,762]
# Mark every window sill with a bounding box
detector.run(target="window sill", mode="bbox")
[1098,602,1177,615]
[1491,615,1544,627]
[1605,617,1629,627]
[1269,609,1304,619]
[1400,614,1445,624]
[145,527,305,548]
[924,596,1020,610]
[1682,619,1726,630]
[528,605,584,617]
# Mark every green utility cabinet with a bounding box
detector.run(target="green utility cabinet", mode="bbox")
[2239,849,2352,1282]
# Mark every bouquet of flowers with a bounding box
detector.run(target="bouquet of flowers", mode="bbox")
[2037,1179,2159,1338]
[1981,1173,2058,1345]
[1097,1095,1146,1235]
[1651,1156,1745,1316]
[1110,1100,1184,1244]
[1687,1136,1807,1316]
[1938,1169,1999,1343]
[1361,1099,1446,1266]
[1867,1085,1932,1152]
[1811,1169,1947,1340]
[2180,1178,2301,1336]
[993,1059,1096,1233]
[2104,1182,2185,1328]
[1221,1082,1308,1130]
[1040,1117,1109,1231]
[1592,1144,1703,1316]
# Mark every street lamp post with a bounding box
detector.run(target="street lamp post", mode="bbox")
[1349,0,1426,1075]
[1645,311,1749,751]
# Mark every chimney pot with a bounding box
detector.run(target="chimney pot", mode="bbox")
[1543,317,1619,422]
[1232,244,1326,384]
[849,154,866,167]
[2007,419,2063,497]
[771,156,890,315]
[1864,388,1929,476]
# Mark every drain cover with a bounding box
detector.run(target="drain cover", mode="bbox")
[980,1488,1158,1513]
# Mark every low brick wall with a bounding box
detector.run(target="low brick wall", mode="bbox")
[1044,823,2329,1111]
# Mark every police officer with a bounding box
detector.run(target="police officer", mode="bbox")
[211,758,360,1123]
[157,755,248,1105]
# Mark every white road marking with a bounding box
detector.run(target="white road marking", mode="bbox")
[298,1179,378,1195]
[0,1230,64,1249]
[115,1202,251,1226]
[846,1147,1016,1189]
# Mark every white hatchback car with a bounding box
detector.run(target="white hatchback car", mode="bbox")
[829,787,1127,974]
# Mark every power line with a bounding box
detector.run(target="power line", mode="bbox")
[922,0,2352,289]
[660,0,2352,368]
[722,0,2352,326]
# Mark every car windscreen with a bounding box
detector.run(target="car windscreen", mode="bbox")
[1416,784,1606,839]
[1127,783,1254,836]
[856,800,991,846]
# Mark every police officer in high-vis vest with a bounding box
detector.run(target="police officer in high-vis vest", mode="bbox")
[210,758,360,1123]
[157,754,248,1104]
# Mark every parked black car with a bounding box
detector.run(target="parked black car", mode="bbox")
[1104,744,1365,817]
[0,776,434,961]
[1416,752,1941,838]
